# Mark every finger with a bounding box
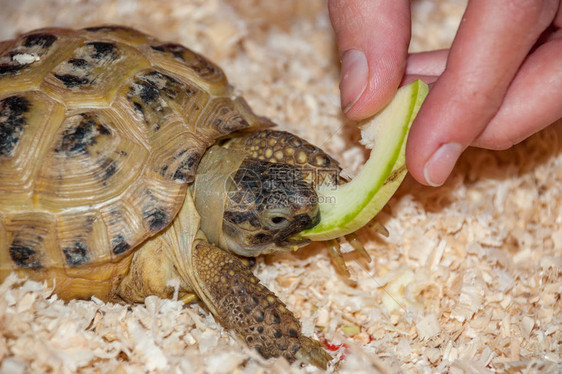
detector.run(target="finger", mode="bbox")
[406,0,560,186]
[405,49,448,77]
[329,0,411,120]
[401,49,449,85]
[473,29,562,149]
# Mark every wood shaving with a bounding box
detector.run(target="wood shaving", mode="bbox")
[1,0,561,373]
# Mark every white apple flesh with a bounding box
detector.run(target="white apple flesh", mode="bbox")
[300,80,429,241]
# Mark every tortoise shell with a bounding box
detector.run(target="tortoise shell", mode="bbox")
[0,26,268,289]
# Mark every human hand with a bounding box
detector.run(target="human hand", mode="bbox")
[329,0,562,186]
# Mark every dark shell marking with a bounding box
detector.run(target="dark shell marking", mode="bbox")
[83,25,150,39]
[85,25,136,33]
[141,190,171,232]
[98,157,118,183]
[111,234,130,255]
[67,58,88,68]
[55,113,111,156]
[0,61,24,76]
[126,70,188,131]
[0,95,31,157]
[88,42,118,60]
[209,100,250,133]
[23,33,57,48]
[172,149,200,182]
[54,73,90,88]
[151,44,185,60]
[143,206,169,232]
[137,81,159,104]
[9,240,42,269]
[63,242,90,266]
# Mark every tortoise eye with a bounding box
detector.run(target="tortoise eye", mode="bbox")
[263,210,291,229]
[271,216,287,225]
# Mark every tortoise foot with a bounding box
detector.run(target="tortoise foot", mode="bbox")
[190,241,332,368]
[294,335,333,369]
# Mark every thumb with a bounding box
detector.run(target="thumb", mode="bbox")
[329,0,411,120]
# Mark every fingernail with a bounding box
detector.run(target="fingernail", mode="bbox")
[423,142,463,187]
[340,49,368,113]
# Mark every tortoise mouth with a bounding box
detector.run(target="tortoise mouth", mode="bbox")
[221,214,316,256]
[277,236,311,250]
[275,210,319,249]
[258,210,320,253]
[252,237,312,255]
[276,210,320,240]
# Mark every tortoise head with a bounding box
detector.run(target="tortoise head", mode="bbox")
[193,146,320,256]
[221,158,320,256]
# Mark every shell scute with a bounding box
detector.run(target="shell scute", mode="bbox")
[0,29,83,95]
[55,210,110,267]
[150,43,224,81]
[116,67,216,183]
[34,109,147,210]
[40,39,150,108]
[127,180,185,236]
[0,91,66,208]
[3,211,60,271]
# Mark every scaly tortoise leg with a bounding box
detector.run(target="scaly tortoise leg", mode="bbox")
[190,239,332,369]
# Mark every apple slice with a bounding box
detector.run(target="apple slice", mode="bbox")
[300,80,428,241]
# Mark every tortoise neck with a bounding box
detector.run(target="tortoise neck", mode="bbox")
[192,145,248,249]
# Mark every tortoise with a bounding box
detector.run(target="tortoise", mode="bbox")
[0,26,348,368]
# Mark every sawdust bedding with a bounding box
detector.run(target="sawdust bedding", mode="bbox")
[0,0,560,373]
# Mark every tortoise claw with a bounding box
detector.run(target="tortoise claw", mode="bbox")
[295,336,333,369]
[328,233,374,277]
[328,239,350,277]
[345,232,372,263]
[368,220,389,238]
